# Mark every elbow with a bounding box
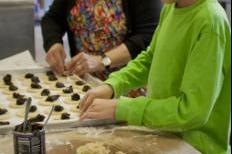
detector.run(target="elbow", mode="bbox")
[180,109,210,131]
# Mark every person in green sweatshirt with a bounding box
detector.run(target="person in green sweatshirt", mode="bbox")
[78,0,231,153]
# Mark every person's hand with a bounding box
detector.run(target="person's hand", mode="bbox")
[80,99,117,120]
[66,52,105,76]
[46,43,66,74]
[79,84,114,115]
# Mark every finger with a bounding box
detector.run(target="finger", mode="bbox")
[60,49,67,60]
[46,52,55,66]
[69,59,86,74]
[53,53,65,74]
[67,53,84,70]
[80,112,98,121]
[79,93,89,110]
[80,95,95,116]
[48,54,60,73]
[73,64,87,76]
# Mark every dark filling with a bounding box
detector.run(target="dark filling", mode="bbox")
[0,121,10,126]
[15,121,44,133]
[63,86,73,94]
[56,82,65,88]
[48,75,58,81]
[9,84,18,91]
[29,105,37,113]
[3,74,12,85]
[71,93,80,101]
[31,76,40,83]
[29,114,45,123]
[61,113,70,120]
[75,80,86,86]
[54,105,64,112]
[46,71,55,76]
[31,82,42,89]
[25,73,34,79]
[41,89,50,96]
[0,108,8,115]
[13,93,25,99]
[46,95,60,102]
[61,74,68,77]
[76,105,80,109]
[82,85,91,92]
[16,98,27,105]
[4,80,12,86]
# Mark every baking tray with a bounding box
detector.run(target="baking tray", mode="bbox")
[0,67,120,134]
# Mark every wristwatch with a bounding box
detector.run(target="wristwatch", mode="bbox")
[101,54,112,70]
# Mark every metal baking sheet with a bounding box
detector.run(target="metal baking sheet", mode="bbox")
[0,67,120,134]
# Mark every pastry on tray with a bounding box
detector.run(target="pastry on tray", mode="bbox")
[31,76,40,83]
[9,97,27,108]
[0,121,10,126]
[0,108,10,120]
[63,93,81,105]
[45,105,65,116]
[75,80,86,86]
[25,73,34,79]
[39,95,60,106]
[16,105,39,118]
[82,85,92,92]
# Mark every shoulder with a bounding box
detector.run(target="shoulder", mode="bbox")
[194,1,230,38]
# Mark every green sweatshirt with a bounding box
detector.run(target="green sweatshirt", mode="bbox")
[105,0,231,153]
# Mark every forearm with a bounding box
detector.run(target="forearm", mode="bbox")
[41,0,67,52]
[105,44,132,68]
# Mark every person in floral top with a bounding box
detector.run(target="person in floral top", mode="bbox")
[42,0,162,79]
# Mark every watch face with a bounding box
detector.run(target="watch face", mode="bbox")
[103,57,111,66]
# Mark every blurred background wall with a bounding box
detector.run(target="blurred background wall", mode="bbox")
[0,0,34,60]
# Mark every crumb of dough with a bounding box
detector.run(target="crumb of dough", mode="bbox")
[76,142,110,154]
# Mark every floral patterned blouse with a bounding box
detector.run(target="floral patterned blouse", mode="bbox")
[68,0,127,55]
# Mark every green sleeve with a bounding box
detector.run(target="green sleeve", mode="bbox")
[116,32,226,132]
[104,6,169,98]
[105,33,157,98]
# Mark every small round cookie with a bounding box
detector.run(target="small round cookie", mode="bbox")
[7,93,26,102]
[45,105,66,116]
[52,112,72,120]
[0,108,10,120]
[33,89,51,100]
[63,93,81,105]
[75,80,86,87]
[38,95,61,106]
[2,90,14,96]
[16,105,39,118]
[9,98,27,108]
